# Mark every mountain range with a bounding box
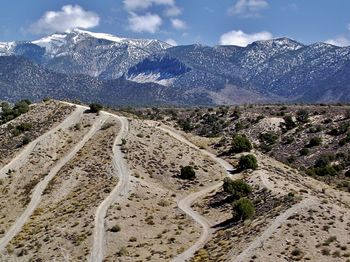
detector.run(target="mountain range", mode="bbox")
[1,29,349,106]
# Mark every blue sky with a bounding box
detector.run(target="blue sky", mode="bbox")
[0,0,349,47]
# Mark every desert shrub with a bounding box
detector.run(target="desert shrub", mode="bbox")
[100,122,115,130]
[296,109,309,123]
[89,103,103,113]
[282,136,294,144]
[12,122,32,136]
[179,166,196,180]
[299,148,310,156]
[129,237,137,242]
[328,123,349,136]
[345,109,350,119]
[306,166,337,177]
[110,225,121,232]
[339,133,350,146]
[315,154,335,168]
[235,122,244,131]
[232,198,255,220]
[291,248,302,256]
[287,155,297,163]
[1,100,31,124]
[307,137,322,147]
[73,123,82,130]
[308,125,323,133]
[230,134,252,153]
[231,108,241,119]
[238,154,258,170]
[42,97,52,102]
[345,170,350,177]
[259,132,278,145]
[282,115,297,130]
[22,136,31,146]
[223,178,252,199]
[178,118,193,132]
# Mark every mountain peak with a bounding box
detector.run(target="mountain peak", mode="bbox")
[249,37,304,51]
[68,28,125,43]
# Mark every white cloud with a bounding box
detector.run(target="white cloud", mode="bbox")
[124,0,175,10]
[171,18,187,30]
[30,5,99,34]
[325,36,350,47]
[164,6,182,17]
[165,38,178,46]
[219,30,273,46]
[128,12,162,33]
[229,0,268,17]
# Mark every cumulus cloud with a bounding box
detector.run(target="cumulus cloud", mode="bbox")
[165,38,178,46]
[164,6,182,17]
[124,0,175,11]
[219,30,273,46]
[325,36,350,47]
[171,18,187,30]
[29,5,99,34]
[128,12,162,33]
[229,0,268,17]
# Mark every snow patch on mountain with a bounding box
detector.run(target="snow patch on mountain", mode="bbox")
[127,73,175,86]
[0,42,16,55]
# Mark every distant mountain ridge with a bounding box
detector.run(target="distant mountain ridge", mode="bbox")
[0,29,349,105]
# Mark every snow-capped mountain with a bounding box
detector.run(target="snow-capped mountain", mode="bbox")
[0,29,171,79]
[0,29,350,105]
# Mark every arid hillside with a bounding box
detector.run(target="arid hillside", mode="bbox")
[0,100,349,262]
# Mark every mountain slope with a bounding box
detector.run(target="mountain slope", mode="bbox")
[0,30,350,105]
[0,56,210,106]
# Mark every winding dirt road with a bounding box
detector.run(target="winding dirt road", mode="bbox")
[231,197,317,262]
[157,125,234,262]
[90,115,132,262]
[0,107,84,180]
[0,114,107,252]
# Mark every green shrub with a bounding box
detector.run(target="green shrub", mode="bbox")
[22,136,31,146]
[259,132,278,145]
[306,166,337,177]
[238,154,258,170]
[89,103,103,113]
[291,248,302,256]
[296,109,309,123]
[233,198,255,220]
[223,178,252,199]
[307,137,322,147]
[282,115,297,130]
[110,225,121,232]
[179,166,196,180]
[178,118,193,132]
[315,154,335,168]
[287,155,297,163]
[339,133,350,146]
[282,136,294,144]
[230,134,252,153]
[299,148,310,156]
[12,123,32,136]
[0,100,31,124]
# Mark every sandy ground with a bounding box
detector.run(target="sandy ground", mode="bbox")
[0,101,74,168]
[0,111,97,234]
[104,118,228,261]
[0,103,349,262]
[190,150,350,262]
[2,117,120,261]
